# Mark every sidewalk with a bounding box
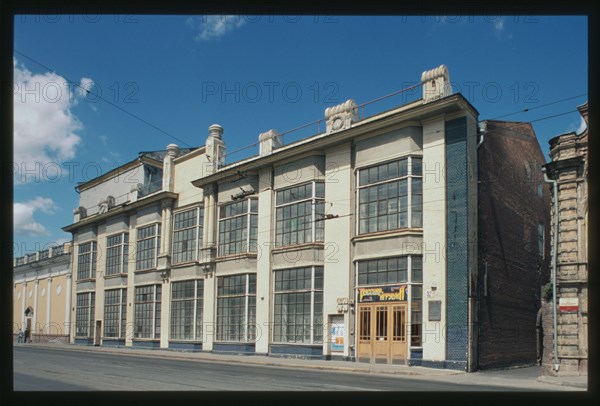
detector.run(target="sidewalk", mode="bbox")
[537,374,588,389]
[14,341,587,391]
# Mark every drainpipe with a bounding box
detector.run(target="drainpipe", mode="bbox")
[542,167,559,372]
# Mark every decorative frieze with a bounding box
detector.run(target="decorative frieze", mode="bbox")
[324,99,358,134]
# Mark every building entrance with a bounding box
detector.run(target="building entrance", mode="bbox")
[357,302,407,364]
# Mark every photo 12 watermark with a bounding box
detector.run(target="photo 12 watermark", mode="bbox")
[201,81,340,104]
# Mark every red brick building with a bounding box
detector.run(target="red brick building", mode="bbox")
[476,120,552,369]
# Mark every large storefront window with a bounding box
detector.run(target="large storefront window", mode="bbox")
[75,292,95,337]
[273,267,323,344]
[357,156,422,234]
[104,288,127,338]
[136,224,161,270]
[170,280,204,341]
[77,241,97,280]
[134,284,161,339]
[216,274,256,342]
[356,255,422,347]
[275,182,325,247]
[172,207,204,264]
[106,233,129,276]
[218,199,258,256]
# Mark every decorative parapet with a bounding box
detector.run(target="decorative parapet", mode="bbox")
[325,99,359,134]
[98,195,115,214]
[14,242,71,268]
[206,124,226,171]
[130,183,143,202]
[421,64,452,103]
[73,206,87,222]
[259,129,283,156]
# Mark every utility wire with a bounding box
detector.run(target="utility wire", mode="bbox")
[14,49,193,148]
[481,93,587,121]
[71,104,582,217]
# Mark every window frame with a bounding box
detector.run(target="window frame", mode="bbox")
[135,223,161,271]
[77,241,97,280]
[105,232,129,276]
[172,206,204,264]
[355,155,423,235]
[134,284,162,339]
[272,266,324,344]
[217,198,258,256]
[216,274,256,342]
[103,288,127,339]
[170,279,204,341]
[75,291,95,338]
[274,181,325,247]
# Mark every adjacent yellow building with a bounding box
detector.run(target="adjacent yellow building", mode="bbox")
[13,242,72,343]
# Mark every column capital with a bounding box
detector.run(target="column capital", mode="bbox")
[203,183,216,196]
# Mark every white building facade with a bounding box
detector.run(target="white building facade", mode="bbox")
[64,65,481,370]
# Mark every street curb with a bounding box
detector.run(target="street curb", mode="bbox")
[536,376,588,389]
[15,343,457,378]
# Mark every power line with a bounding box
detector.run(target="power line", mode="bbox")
[71,104,580,216]
[223,82,424,161]
[14,50,193,148]
[482,93,587,121]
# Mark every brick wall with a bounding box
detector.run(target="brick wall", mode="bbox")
[477,120,551,369]
[541,117,588,376]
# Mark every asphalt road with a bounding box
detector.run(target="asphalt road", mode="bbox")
[13,346,547,391]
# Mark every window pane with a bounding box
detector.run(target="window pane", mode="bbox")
[412,256,423,283]
[273,267,322,344]
[412,157,422,176]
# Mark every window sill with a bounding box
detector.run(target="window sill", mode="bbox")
[271,342,323,346]
[213,341,256,344]
[271,242,324,253]
[215,252,257,262]
[171,261,200,269]
[352,228,422,242]
[104,273,128,279]
[76,278,96,284]
[133,268,159,275]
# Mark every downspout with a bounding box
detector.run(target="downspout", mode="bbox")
[542,167,560,372]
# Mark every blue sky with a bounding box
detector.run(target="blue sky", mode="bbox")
[13,14,588,256]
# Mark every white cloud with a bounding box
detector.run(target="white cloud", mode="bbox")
[77,77,95,99]
[187,15,245,41]
[99,135,108,145]
[494,19,504,32]
[14,197,57,237]
[575,116,587,135]
[565,115,587,136]
[492,18,513,40]
[101,150,122,164]
[13,59,92,184]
